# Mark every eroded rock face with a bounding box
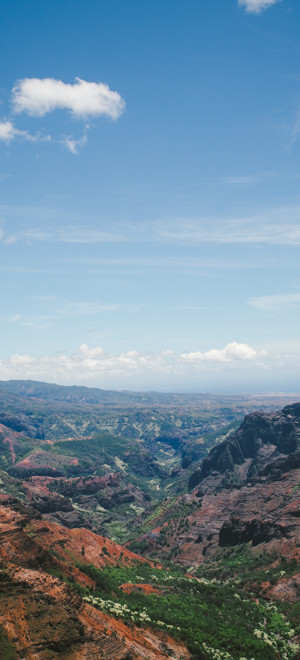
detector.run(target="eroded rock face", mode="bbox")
[138,403,300,576]
[24,481,73,513]
[0,568,84,657]
[0,565,191,659]
[0,495,191,660]
[219,517,289,547]
[19,472,148,535]
[189,403,300,490]
[138,470,300,569]
[270,573,300,602]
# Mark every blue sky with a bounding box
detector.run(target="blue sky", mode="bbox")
[1,0,300,392]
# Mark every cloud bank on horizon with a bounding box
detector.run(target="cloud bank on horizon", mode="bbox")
[0,341,281,386]
[0,77,125,153]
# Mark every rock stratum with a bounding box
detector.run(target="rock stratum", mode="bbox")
[191,402,300,487]
[0,495,190,659]
[137,404,300,589]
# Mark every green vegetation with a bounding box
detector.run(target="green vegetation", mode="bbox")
[129,495,199,540]
[196,544,300,636]
[0,470,26,500]
[77,561,298,660]
[0,625,17,659]
[0,385,299,660]
[196,545,298,588]
[196,545,278,581]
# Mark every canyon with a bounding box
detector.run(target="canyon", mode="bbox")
[0,381,299,659]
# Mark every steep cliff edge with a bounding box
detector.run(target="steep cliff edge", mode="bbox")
[190,402,300,490]
[136,404,300,580]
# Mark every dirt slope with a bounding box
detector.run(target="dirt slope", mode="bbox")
[0,495,190,659]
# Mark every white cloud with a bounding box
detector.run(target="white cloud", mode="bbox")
[0,120,51,145]
[238,0,281,13]
[0,346,172,382]
[180,342,266,363]
[0,342,271,384]
[248,293,300,311]
[0,120,32,143]
[0,77,125,154]
[0,120,18,142]
[61,133,87,154]
[12,77,125,119]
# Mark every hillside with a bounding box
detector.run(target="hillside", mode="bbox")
[192,402,300,489]
[0,494,191,659]
[1,493,298,660]
[0,381,298,541]
[135,404,300,565]
[0,381,296,545]
[0,383,299,659]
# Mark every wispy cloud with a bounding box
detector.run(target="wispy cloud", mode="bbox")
[0,120,50,144]
[0,120,25,143]
[1,203,300,248]
[238,0,282,13]
[217,175,260,185]
[3,301,142,328]
[61,133,88,155]
[248,293,300,311]
[54,301,142,318]
[0,220,4,241]
[75,256,259,272]
[1,223,128,245]
[212,172,276,186]
[12,77,125,120]
[156,206,300,246]
[291,111,300,144]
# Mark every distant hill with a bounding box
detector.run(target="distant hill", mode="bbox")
[0,378,167,405]
[0,378,299,409]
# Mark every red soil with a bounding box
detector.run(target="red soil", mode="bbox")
[120,583,163,596]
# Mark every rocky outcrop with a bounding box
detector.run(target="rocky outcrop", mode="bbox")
[219,517,290,547]
[138,468,300,568]
[137,405,300,571]
[24,481,73,514]
[189,403,300,490]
